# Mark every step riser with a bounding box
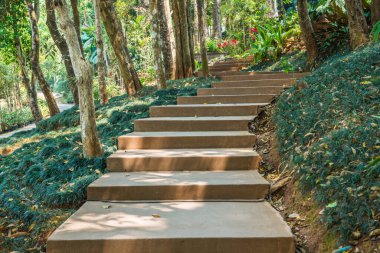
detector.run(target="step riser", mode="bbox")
[118,135,256,149]
[107,156,260,172]
[150,105,259,117]
[212,79,296,88]
[134,120,250,132]
[214,71,307,77]
[177,95,275,104]
[209,67,242,71]
[48,238,294,253]
[88,184,268,201]
[221,73,306,81]
[198,87,283,96]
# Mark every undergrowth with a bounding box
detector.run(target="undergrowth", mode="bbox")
[246,51,307,72]
[274,43,380,243]
[0,77,214,252]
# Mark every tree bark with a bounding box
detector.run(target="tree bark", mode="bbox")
[212,0,221,39]
[372,0,380,25]
[297,0,318,68]
[54,0,103,157]
[345,0,369,49]
[27,1,60,117]
[150,0,167,89]
[157,0,174,80]
[46,0,79,105]
[163,0,176,77]
[93,0,108,104]
[14,36,43,122]
[187,0,195,72]
[196,0,209,77]
[70,0,84,55]
[171,0,193,78]
[99,0,142,96]
[194,0,199,47]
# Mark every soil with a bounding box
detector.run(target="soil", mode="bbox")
[250,101,380,253]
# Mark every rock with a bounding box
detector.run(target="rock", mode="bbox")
[369,229,380,237]
[288,212,300,220]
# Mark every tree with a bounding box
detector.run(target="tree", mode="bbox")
[194,0,199,46]
[345,0,369,49]
[70,0,84,54]
[93,0,108,104]
[171,0,193,78]
[54,0,103,157]
[297,0,318,68]
[27,1,60,117]
[149,0,167,89]
[212,0,221,39]
[157,0,174,80]
[45,0,79,105]
[372,0,380,25]
[163,0,176,76]
[99,0,142,96]
[196,0,209,77]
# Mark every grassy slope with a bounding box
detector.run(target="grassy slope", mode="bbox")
[274,44,380,242]
[0,77,214,252]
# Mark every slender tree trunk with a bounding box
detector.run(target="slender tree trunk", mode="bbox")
[27,1,60,117]
[54,0,103,157]
[14,37,43,122]
[196,0,209,77]
[45,0,79,105]
[212,0,221,39]
[93,0,108,104]
[70,0,84,55]
[194,0,199,47]
[171,0,193,78]
[345,0,369,49]
[187,0,195,72]
[99,0,142,96]
[150,0,167,89]
[163,0,176,77]
[157,0,174,80]
[297,0,318,68]
[372,0,380,24]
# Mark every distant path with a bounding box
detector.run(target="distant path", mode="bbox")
[0,104,74,140]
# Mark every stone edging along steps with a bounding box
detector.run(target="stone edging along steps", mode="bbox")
[47,59,309,253]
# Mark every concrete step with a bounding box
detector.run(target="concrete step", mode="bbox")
[177,94,275,104]
[150,103,268,117]
[209,66,242,71]
[198,86,284,96]
[47,201,295,253]
[220,73,308,81]
[212,79,296,88]
[118,131,256,149]
[134,116,254,132]
[214,71,308,77]
[107,148,261,172]
[88,170,269,201]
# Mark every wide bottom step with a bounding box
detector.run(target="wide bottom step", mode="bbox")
[47,201,295,253]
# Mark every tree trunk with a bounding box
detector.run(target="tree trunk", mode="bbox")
[70,0,84,55]
[194,0,199,47]
[196,0,209,77]
[45,0,79,105]
[93,0,108,104]
[150,0,167,89]
[187,0,195,72]
[212,0,221,39]
[171,0,193,78]
[99,0,142,96]
[297,0,318,68]
[345,0,369,49]
[372,0,380,24]
[14,37,43,122]
[54,0,103,157]
[163,0,176,77]
[27,1,60,117]
[157,0,174,80]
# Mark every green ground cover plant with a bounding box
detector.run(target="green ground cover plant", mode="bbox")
[0,77,214,251]
[274,43,380,243]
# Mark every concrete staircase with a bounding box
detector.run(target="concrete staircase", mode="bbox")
[47,59,306,253]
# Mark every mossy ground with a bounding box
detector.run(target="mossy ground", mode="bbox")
[0,77,214,252]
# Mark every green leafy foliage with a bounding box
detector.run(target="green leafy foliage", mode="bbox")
[0,77,214,251]
[371,21,380,42]
[274,43,380,242]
